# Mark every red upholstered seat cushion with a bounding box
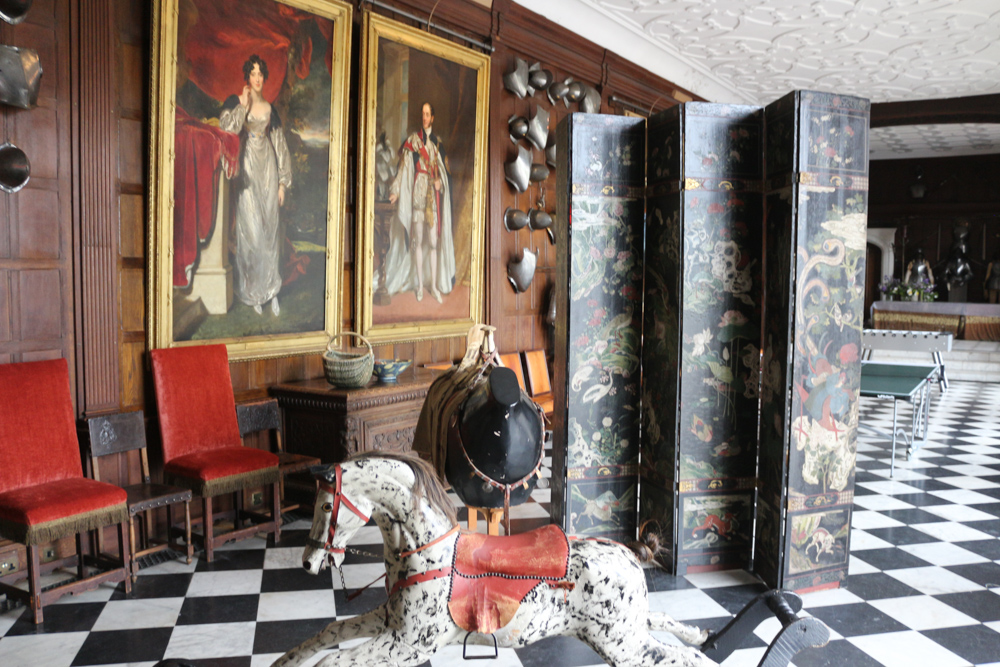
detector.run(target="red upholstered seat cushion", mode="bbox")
[164,447,278,483]
[0,359,82,494]
[0,478,127,527]
[150,345,243,464]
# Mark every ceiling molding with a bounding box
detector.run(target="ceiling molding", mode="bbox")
[519,0,1000,107]
[511,0,748,104]
[871,94,1000,127]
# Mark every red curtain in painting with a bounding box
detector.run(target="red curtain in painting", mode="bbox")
[171,0,333,287]
[173,109,241,287]
[182,0,333,105]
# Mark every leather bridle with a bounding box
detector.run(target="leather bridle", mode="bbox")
[307,465,370,561]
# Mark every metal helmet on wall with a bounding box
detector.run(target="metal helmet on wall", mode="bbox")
[0,142,30,194]
[0,0,32,25]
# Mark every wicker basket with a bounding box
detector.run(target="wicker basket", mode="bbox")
[323,332,374,388]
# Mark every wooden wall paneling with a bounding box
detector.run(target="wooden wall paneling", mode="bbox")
[120,339,144,408]
[0,0,74,376]
[0,270,9,343]
[74,0,121,415]
[119,194,144,259]
[603,51,695,113]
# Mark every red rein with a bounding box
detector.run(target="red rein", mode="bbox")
[317,465,370,558]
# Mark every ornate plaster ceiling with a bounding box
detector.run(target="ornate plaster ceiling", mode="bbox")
[870,123,1000,160]
[516,0,1000,159]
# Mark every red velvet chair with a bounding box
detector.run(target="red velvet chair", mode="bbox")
[150,345,280,562]
[0,359,131,624]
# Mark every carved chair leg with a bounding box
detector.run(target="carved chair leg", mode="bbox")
[128,515,138,582]
[234,490,244,530]
[468,507,478,533]
[204,496,215,563]
[120,521,132,596]
[142,508,152,551]
[184,500,193,563]
[76,532,86,580]
[272,481,282,544]
[27,544,42,624]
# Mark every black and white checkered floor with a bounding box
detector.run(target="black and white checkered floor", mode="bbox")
[2,380,999,667]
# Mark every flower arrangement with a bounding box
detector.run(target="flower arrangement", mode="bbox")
[879,275,937,301]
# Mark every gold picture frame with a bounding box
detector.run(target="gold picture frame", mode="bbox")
[148,0,352,360]
[356,12,490,345]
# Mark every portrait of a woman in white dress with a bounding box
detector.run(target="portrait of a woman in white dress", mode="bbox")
[219,54,292,315]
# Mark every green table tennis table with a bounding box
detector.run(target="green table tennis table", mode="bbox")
[859,362,939,477]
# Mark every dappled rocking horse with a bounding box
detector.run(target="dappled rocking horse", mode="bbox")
[274,453,715,667]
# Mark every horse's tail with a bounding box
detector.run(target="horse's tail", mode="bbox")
[626,520,665,564]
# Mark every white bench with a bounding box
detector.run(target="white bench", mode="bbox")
[861,329,952,389]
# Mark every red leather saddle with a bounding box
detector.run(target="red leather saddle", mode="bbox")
[448,524,570,634]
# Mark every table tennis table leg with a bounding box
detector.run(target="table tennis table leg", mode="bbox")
[933,351,949,390]
[890,399,898,477]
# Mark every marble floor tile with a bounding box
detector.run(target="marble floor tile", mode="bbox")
[912,521,996,542]
[848,630,969,667]
[91,597,185,631]
[164,621,257,660]
[646,588,730,621]
[868,595,978,630]
[256,590,338,623]
[898,541,988,566]
[0,631,89,667]
[885,565,983,595]
[186,570,263,597]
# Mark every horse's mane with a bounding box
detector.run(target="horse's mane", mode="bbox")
[345,451,457,526]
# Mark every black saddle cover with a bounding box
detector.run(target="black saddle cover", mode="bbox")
[445,367,544,509]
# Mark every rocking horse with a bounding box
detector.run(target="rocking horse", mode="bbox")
[274,452,715,667]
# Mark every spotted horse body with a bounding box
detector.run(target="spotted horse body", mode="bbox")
[273,453,716,667]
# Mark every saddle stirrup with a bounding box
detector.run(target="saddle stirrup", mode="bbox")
[462,632,499,660]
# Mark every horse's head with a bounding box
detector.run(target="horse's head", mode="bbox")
[302,463,373,574]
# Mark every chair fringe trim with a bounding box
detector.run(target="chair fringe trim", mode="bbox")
[0,504,128,545]
[167,466,280,498]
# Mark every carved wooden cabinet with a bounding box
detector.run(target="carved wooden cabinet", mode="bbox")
[270,369,439,465]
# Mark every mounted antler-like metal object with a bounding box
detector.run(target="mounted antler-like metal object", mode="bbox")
[507,247,537,293]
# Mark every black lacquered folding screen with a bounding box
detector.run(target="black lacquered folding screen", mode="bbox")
[640,103,763,574]
[552,114,646,541]
[755,91,870,591]
[552,94,867,591]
